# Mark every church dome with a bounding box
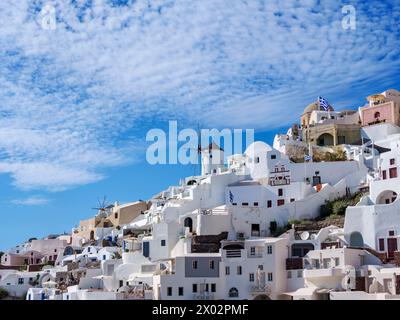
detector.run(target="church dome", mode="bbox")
[244,141,272,157]
[303,102,319,115]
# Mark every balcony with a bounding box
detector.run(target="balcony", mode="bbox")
[286,258,303,270]
[303,267,342,278]
[225,249,242,258]
[193,293,214,300]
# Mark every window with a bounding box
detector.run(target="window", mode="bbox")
[225,266,230,275]
[297,270,303,278]
[228,287,239,298]
[379,238,385,251]
[389,167,397,178]
[258,265,263,270]
[242,202,249,206]
[232,203,237,206]
[287,271,292,279]
[250,247,256,256]
[205,283,209,292]
[389,230,395,236]
[267,245,272,254]
[192,260,198,269]
[178,287,184,296]
[390,158,396,165]
[211,283,216,292]
[249,273,254,282]
[338,136,346,144]
[267,200,272,208]
[255,157,260,163]
[115,212,118,219]
[251,224,260,236]
[54,249,57,252]
[192,284,197,293]
[119,280,123,287]
[268,272,273,282]
[278,188,283,196]
[161,240,166,247]
[277,199,285,206]
[271,155,276,160]
[167,287,172,296]
[290,198,295,202]
[334,257,340,266]
[18,278,24,285]
[237,266,242,275]
[253,202,259,207]
[209,260,215,270]
[382,170,387,180]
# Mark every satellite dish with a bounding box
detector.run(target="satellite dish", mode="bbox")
[300,231,310,240]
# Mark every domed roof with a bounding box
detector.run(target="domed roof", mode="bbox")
[245,141,272,157]
[303,102,319,115]
[302,100,334,115]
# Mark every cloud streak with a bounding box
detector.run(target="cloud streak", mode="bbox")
[10,195,50,206]
[0,0,399,190]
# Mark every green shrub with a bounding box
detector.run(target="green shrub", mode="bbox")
[320,192,365,218]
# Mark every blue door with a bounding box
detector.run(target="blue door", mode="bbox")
[142,241,150,257]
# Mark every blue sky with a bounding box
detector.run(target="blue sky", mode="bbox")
[0,0,399,250]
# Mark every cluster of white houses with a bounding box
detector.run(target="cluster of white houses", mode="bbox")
[2,88,400,300]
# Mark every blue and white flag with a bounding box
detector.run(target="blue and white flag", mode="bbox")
[229,190,234,204]
[318,96,330,111]
[304,155,312,162]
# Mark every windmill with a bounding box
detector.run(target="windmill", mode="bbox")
[92,195,111,218]
[188,122,203,177]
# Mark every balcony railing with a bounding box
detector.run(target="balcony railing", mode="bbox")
[286,258,303,270]
[225,249,242,258]
[193,293,214,300]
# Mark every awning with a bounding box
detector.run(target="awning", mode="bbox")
[283,287,316,297]
[316,288,333,294]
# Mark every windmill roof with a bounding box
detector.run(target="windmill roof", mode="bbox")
[202,141,224,151]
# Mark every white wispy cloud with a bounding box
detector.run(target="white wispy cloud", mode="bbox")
[0,0,399,190]
[10,195,50,206]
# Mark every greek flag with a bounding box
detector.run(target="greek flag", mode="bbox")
[229,190,234,204]
[318,96,330,111]
[304,155,312,162]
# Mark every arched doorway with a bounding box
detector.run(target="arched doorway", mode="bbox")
[254,294,271,300]
[376,190,397,205]
[184,217,193,233]
[229,287,239,298]
[90,230,95,241]
[317,133,334,146]
[350,231,364,248]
